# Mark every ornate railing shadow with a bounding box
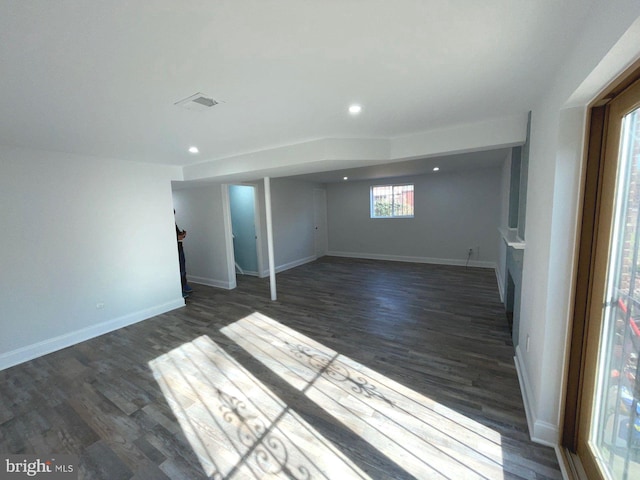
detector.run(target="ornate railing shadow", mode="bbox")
[287,342,394,407]
[149,335,370,479]
[221,312,509,480]
[216,388,311,480]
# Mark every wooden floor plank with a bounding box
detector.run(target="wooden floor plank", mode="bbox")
[0,257,561,479]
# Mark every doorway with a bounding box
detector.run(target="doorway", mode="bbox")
[566,71,640,480]
[228,185,260,276]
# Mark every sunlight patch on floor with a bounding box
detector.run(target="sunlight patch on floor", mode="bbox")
[221,312,505,480]
[149,335,372,479]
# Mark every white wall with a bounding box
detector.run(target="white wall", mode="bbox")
[245,178,322,277]
[172,184,233,289]
[268,177,321,273]
[326,168,501,267]
[0,147,184,370]
[516,3,640,446]
[172,177,322,287]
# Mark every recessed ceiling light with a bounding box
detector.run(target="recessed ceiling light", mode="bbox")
[343,176,349,180]
[348,104,362,115]
[188,146,199,154]
[433,167,440,172]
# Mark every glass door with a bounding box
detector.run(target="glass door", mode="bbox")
[579,78,640,480]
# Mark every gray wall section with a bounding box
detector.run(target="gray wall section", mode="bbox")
[326,168,502,265]
[172,184,232,288]
[269,177,320,271]
[174,168,502,290]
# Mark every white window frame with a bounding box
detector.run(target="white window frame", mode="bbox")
[370,184,415,219]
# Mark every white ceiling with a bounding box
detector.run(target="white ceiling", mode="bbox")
[289,148,511,184]
[0,1,593,172]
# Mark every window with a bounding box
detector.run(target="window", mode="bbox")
[565,68,640,480]
[370,184,414,218]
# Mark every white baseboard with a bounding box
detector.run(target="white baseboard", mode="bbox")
[236,270,259,277]
[514,346,559,447]
[326,251,497,269]
[276,255,317,273]
[189,275,235,290]
[0,298,185,371]
[196,256,317,286]
[260,255,318,277]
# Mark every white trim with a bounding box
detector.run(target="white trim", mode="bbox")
[499,227,526,249]
[260,255,318,277]
[532,421,559,448]
[514,347,536,439]
[264,177,277,301]
[276,255,317,274]
[183,115,527,182]
[236,270,259,277]
[221,184,238,290]
[252,183,265,279]
[189,275,235,290]
[0,299,185,371]
[514,346,560,447]
[327,251,497,269]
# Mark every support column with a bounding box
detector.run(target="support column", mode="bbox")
[264,177,277,300]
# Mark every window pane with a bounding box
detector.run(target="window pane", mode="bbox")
[591,107,640,480]
[371,184,414,218]
[372,185,393,217]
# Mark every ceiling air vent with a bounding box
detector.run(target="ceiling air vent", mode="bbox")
[174,92,219,111]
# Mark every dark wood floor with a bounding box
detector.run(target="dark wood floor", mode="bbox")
[0,257,562,479]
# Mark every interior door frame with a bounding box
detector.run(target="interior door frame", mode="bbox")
[221,184,237,290]
[225,183,263,278]
[252,183,265,277]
